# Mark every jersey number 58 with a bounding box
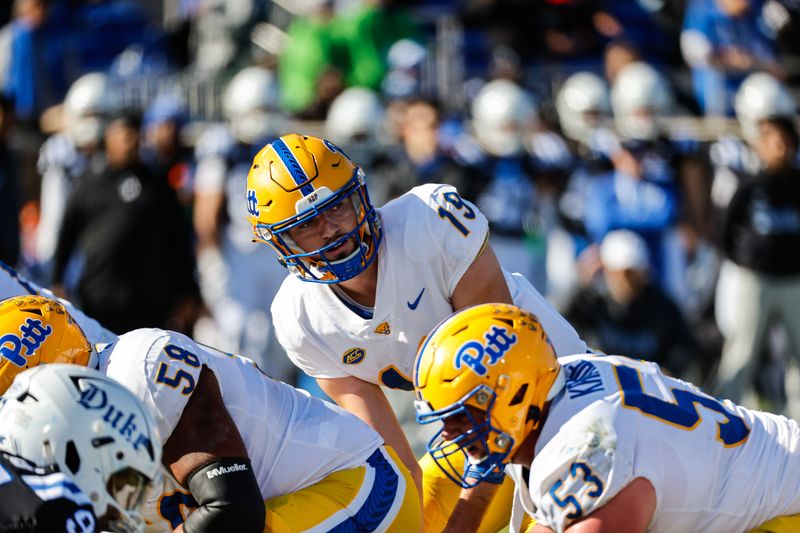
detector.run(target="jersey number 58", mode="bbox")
[155,344,201,395]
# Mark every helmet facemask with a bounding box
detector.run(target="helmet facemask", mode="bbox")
[417,384,515,489]
[253,167,382,283]
[413,303,562,489]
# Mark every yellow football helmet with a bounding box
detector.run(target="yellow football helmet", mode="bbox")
[0,296,92,394]
[246,133,383,283]
[414,303,562,488]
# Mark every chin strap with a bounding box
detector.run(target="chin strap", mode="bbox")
[463,455,507,485]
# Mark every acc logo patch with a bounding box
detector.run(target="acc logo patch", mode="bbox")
[454,326,517,377]
[374,322,391,335]
[342,348,366,365]
[0,318,53,367]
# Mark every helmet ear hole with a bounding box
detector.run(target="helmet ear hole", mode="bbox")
[65,440,81,474]
[508,384,528,407]
[527,405,541,425]
[16,391,38,403]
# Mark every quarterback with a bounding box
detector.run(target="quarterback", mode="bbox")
[0,296,421,532]
[246,133,588,531]
[415,303,800,533]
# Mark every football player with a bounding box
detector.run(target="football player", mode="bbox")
[0,295,421,532]
[414,303,800,533]
[0,363,161,533]
[191,65,291,380]
[246,133,588,531]
[0,260,116,350]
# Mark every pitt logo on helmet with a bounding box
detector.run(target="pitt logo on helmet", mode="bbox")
[343,348,366,365]
[0,318,53,367]
[454,326,517,377]
[246,189,260,217]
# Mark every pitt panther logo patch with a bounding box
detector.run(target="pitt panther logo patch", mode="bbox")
[374,322,391,335]
[246,189,260,217]
[454,326,517,377]
[343,348,366,365]
[0,318,54,367]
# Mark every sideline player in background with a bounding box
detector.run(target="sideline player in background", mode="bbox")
[415,303,800,533]
[0,295,421,533]
[0,364,161,533]
[246,133,588,531]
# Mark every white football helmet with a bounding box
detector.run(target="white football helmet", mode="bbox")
[471,79,537,157]
[325,87,386,163]
[0,364,161,533]
[63,72,119,148]
[556,72,611,143]
[222,66,285,144]
[734,72,797,143]
[610,62,673,141]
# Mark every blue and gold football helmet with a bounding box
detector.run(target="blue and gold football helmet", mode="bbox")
[414,303,563,488]
[0,295,93,395]
[246,134,382,283]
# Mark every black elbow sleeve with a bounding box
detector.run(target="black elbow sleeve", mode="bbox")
[183,457,265,533]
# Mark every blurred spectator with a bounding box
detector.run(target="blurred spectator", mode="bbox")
[324,86,387,176]
[603,39,641,84]
[715,116,800,407]
[3,0,68,125]
[381,38,428,99]
[470,78,571,288]
[140,88,193,210]
[191,65,293,380]
[3,0,70,203]
[550,71,616,305]
[555,71,613,148]
[600,0,680,65]
[0,95,20,267]
[67,0,170,79]
[336,0,422,91]
[368,97,482,205]
[583,62,685,298]
[734,71,797,143]
[278,0,345,118]
[35,72,116,276]
[761,0,800,57]
[52,111,200,335]
[180,0,269,79]
[566,229,696,377]
[711,71,795,338]
[681,0,784,116]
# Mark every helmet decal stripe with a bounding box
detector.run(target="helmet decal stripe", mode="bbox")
[272,138,316,196]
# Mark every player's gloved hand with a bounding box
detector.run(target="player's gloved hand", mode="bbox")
[464,457,506,484]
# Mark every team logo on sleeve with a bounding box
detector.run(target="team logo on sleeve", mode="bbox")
[342,348,366,365]
[0,318,53,367]
[454,326,517,377]
[373,322,391,335]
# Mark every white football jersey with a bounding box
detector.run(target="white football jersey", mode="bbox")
[272,184,587,390]
[0,262,116,346]
[98,328,383,532]
[507,354,800,533]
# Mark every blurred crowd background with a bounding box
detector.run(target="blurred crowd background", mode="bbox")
[1,0,800,431]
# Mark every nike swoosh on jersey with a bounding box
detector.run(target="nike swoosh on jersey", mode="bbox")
[407,288,425,310]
